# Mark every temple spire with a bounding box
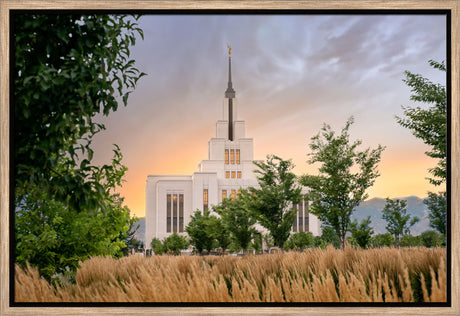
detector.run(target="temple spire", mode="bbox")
[225,45,235,99]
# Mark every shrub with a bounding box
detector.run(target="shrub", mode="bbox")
[163,233,188,255]
[150,238,165,255]
[420,230,443,248]
[284,232,314,250]
[371,233,395,247]
[401,234,422,247]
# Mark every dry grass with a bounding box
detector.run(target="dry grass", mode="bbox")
[15,246,446,303]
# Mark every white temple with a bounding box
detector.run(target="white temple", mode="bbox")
[144,48,320,248]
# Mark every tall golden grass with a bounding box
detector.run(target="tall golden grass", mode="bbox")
[15,246,446,303]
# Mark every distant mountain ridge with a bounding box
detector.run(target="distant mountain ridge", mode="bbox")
[133,196,431,243]
[352,196,430,235]
[132,217,145,243]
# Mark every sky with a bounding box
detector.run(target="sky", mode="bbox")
[91,14,447,218]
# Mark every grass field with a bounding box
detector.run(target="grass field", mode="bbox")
[15,246,446,302]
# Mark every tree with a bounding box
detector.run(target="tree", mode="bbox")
[396,60,446,186]
[14,14,145,210]
[300,117,384,249]
[125,238,142,255]
[163,233,188,255]
[284,232,314,251]
[122,209,141,256]
[400,234,422,247]
[381,198,419,246]
[370,233,395,247]
[207,215,231,252]
[396,60,447,240]
[213,194,258,253]
[248,155,303,248]
[15,148,132,280]
[262,233,275,250]
[425,191,447,236]
[349,216,374,249]
[420,230,443,248]
[185,210,217,254]
[150,238,165,255]
[13,14,146,279]
[319,225,341,249]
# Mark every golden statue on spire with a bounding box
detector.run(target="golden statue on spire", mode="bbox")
[227,44,231,57]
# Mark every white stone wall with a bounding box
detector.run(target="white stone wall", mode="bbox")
[145,175,193,244]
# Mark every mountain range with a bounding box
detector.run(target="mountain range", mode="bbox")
[133,196,431,243]
[352,196,430,235]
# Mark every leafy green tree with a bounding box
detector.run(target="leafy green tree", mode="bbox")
[420,230,443,248]
[248,155,303,248]
[14,14,145,210]
[396,60,447,240]
[424,191,447,236]
[14,14,145,278]
[300,117,384,249]
[284,232,314,251]
[320,225,341,249]
[163,233,189,255]
[207,215,231,252]
[262,233,275,250]
[185,210,217,254]
[150,238,165,255]
[313,236,329,249]
[213,194,258,253]
[15,149,132,280]
[396,60,446,186]
[382,198,419,246]
[349,216,374,249]
[370,233,395,247]
[251,234,262,253]
[400,234,422,247]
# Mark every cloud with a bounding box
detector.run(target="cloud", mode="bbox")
[90,14,446,216]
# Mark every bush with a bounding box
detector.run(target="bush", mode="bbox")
[350,216,374,249]
[163,233,188,255]
[400,234,422,247]
[420,230,443,248]
[284,232,314,251]
[185,209,218,254]
[150,238,165,255]
[370,233,395,247]
[321,226,341,248]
